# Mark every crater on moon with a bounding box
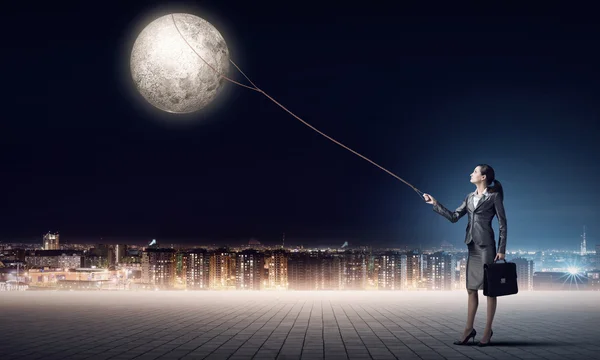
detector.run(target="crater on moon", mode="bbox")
[130,13,230,114]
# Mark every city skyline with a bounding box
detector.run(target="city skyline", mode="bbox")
[2,241,598,292]
[3,232,598,292]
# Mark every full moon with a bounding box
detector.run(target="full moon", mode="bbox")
[130,13,230,114]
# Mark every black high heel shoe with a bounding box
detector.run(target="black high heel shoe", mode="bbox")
[453,328,476,345]
[477,330,494,347]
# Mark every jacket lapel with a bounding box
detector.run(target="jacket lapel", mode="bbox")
[474,192,490,212]
[467,193,474,212]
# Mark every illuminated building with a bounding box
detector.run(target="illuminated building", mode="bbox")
[209,249,236,290]
[186,249,209,289]
[512,257,534,291]
[175,252,188,288]
[25,250,83,269]
[399,254,408,290]
[366,248,377,289]
[236,249,264,290]
[586,270,600,291]
[343,251,367,290]
[43,232,60,250]
[141,248,176,289]
[267,250,288,290]
[377,251,407,290]
[377,251,402,290]
[27,268,118,289]
[426,252,455,291]
[406,251,422,289]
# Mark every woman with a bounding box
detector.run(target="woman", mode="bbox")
[422,164,507,347]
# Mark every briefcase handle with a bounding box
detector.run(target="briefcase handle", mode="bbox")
[494,259,507,263]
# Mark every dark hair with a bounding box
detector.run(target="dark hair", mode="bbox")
[477,164,504,200]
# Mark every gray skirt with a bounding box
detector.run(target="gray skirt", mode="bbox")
[466,241,497,291]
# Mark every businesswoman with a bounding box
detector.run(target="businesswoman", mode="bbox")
[422,164,507,347]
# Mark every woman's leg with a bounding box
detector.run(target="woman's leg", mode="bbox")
[481,243,498,343]
[463,289,478,338]
[481,296,497,342]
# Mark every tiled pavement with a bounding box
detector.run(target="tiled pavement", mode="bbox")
[1,291,599,360]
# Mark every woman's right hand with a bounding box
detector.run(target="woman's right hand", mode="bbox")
[423,193,437,205]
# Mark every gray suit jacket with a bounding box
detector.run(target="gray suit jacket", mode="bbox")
[432,191,507,254]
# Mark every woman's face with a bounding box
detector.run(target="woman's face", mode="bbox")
[470,166,486,184]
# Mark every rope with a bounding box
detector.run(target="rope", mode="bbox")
[170,14,426,200]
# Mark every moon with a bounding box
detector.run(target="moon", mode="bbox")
[130,13,230,114]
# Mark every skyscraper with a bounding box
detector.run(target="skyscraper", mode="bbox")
[186,249,210,290]
[43,232,59,250]
[399,254,408,290]
[141,248,176,289]
[236,249,264,290]
[378,251,402,290]
[267,250,288,290]
[512,257,534,291]
[343,251,367,290]
[209,248,236,290]
[406,250,422,289]
[427,252,455,291]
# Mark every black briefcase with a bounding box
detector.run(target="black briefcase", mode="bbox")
[483,259,518,297]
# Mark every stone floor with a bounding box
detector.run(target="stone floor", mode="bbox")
[0,291,598,360]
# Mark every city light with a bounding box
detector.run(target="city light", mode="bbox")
[2,237,599,292]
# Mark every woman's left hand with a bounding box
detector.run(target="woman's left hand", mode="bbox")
[494,253,505,261]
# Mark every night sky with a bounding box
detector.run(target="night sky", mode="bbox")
[2,2,599,249]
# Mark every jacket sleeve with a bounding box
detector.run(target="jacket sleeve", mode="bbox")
[432,195,468,223]
[494,193,507,254]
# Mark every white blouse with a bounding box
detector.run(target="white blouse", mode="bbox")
[473,188,489,208]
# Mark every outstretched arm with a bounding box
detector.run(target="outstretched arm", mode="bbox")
[494,194,507,254]
[432,195,468,223]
